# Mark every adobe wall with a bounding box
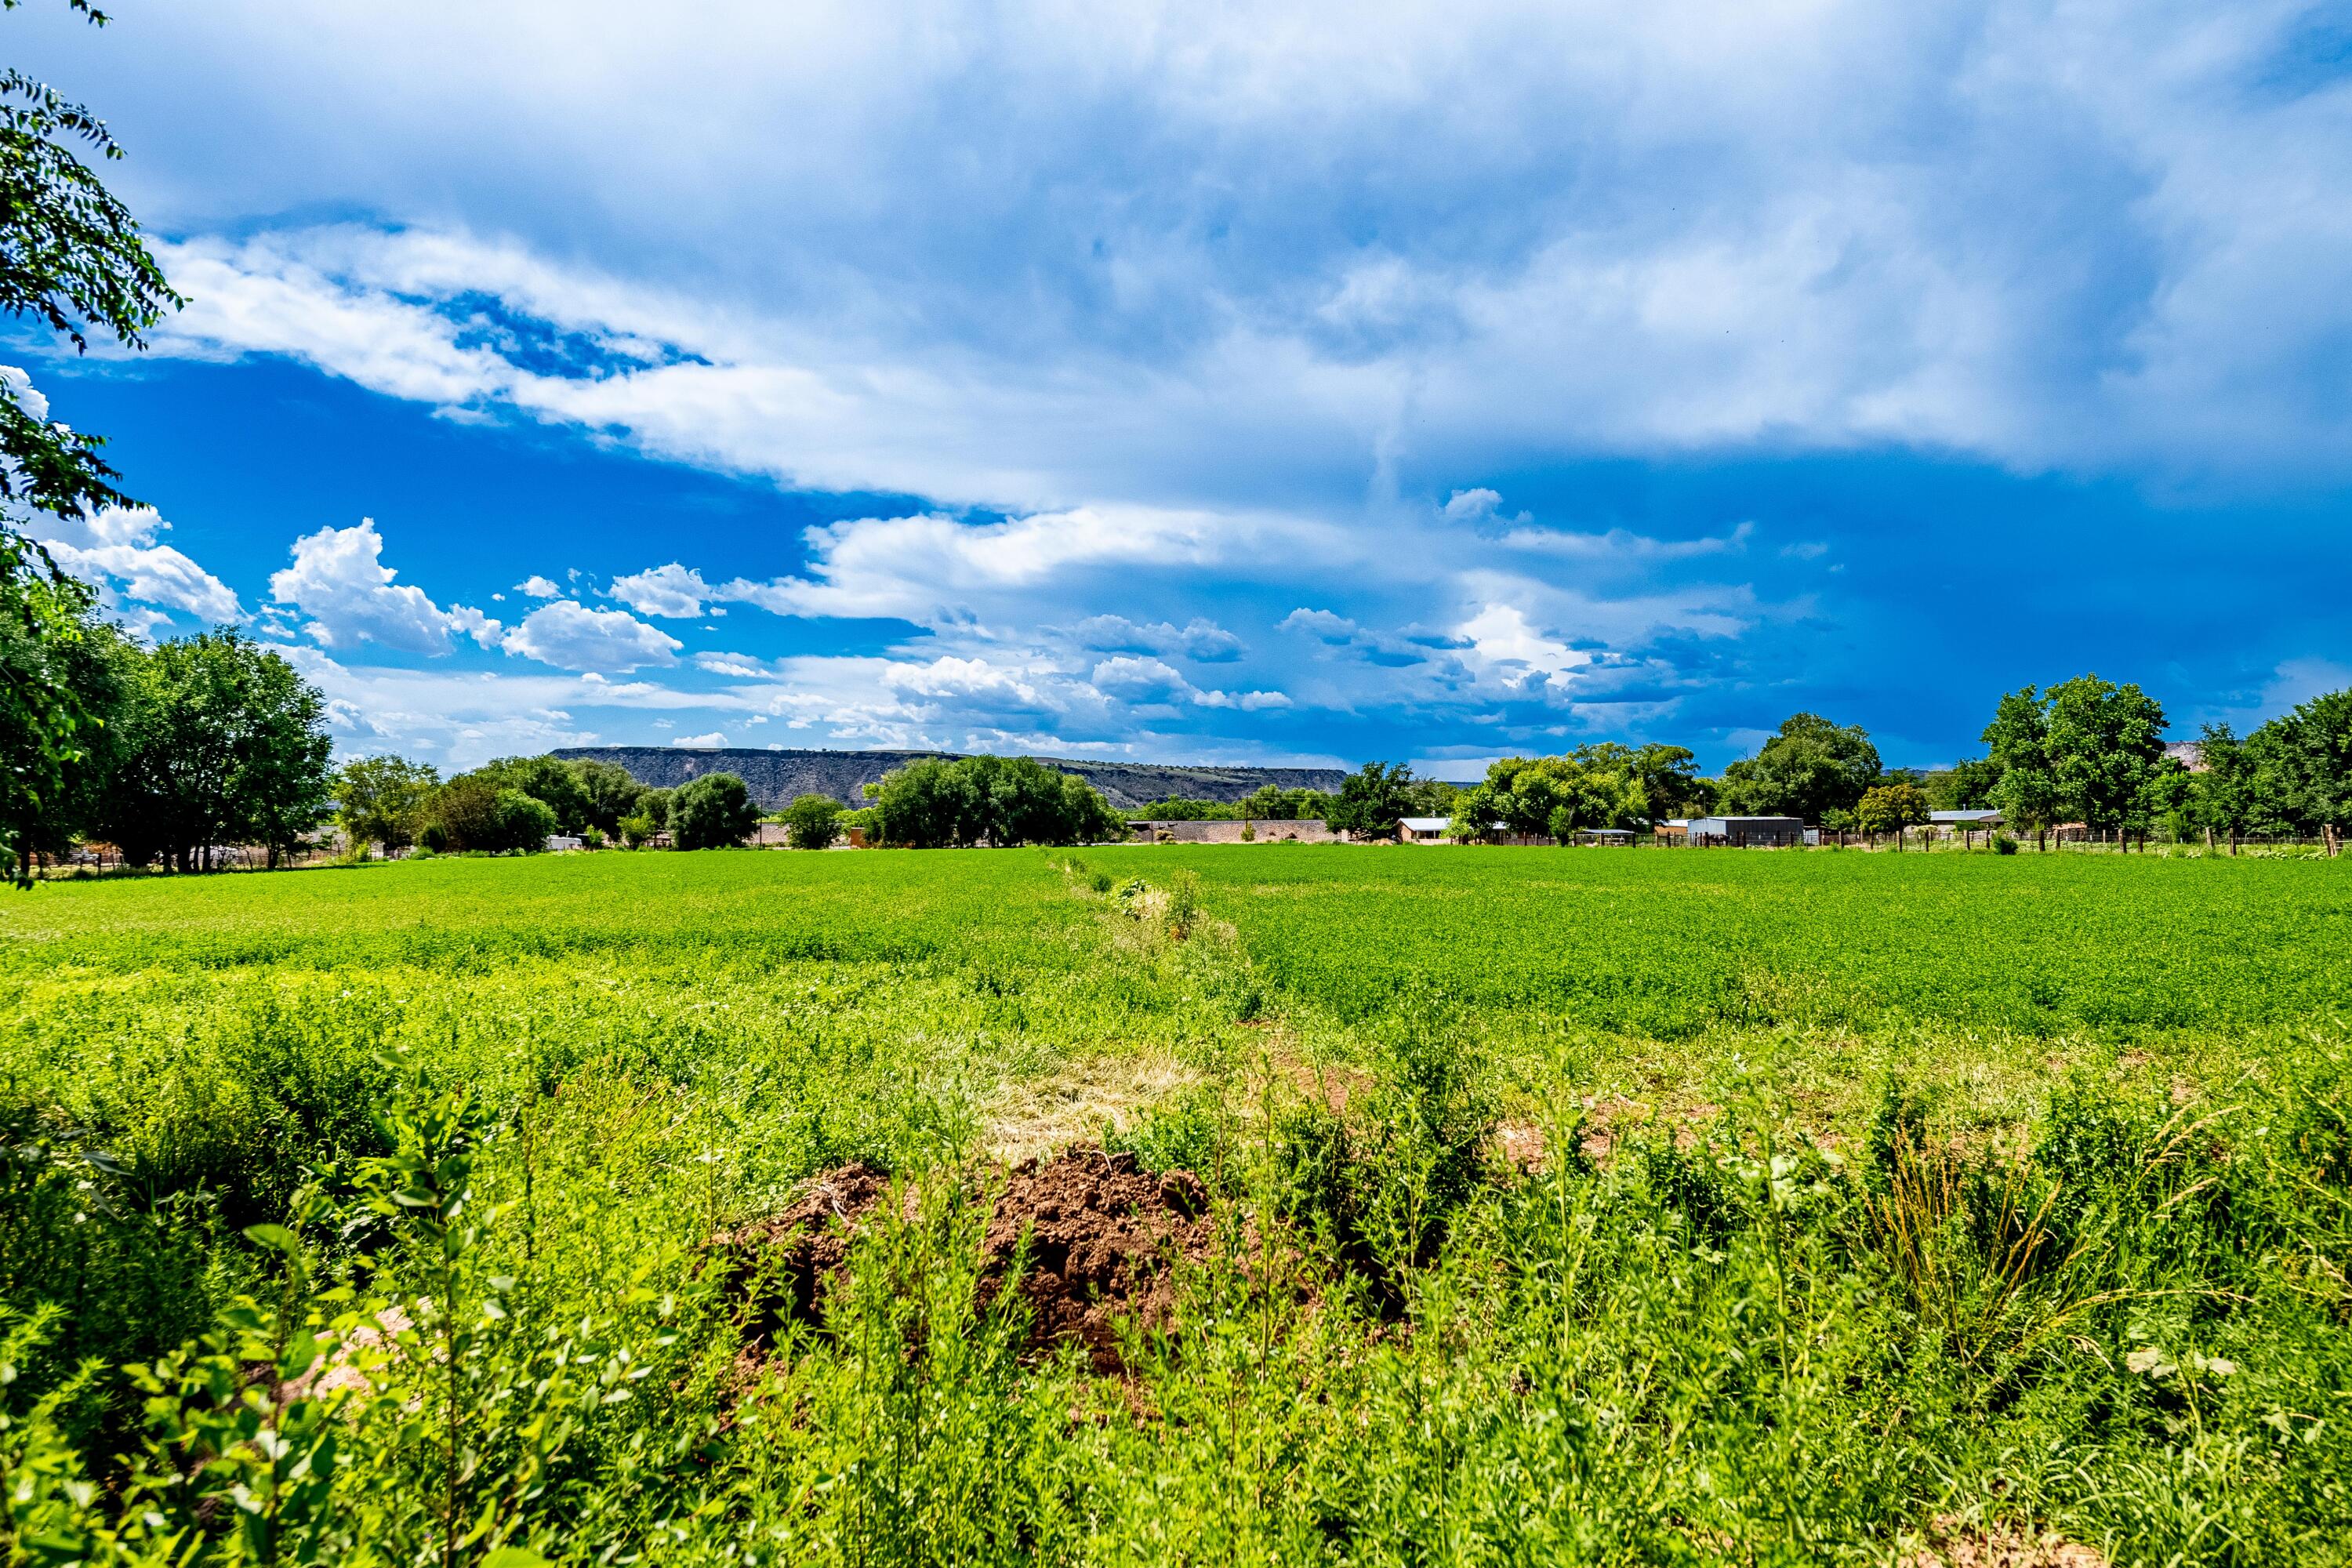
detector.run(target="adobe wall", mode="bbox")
[1126,818,1346,844]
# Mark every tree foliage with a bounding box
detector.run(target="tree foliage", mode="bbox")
[671,771,761,851]
[335,755,440,855]
[100,630,335,871]
[1853,781,1929,836]
[1451,746,1671,842]
[0,4,181,883]
[871,756,1122,848]
[1984,675,2170,834]
[781,792,843,850]
[1322,762,1417,842]
[565,758,646,835]
[470,755,593,835]
[1718,714,1880,822]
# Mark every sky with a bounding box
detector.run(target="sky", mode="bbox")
[8,0,2350,775]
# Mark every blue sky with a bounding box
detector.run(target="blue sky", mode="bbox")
[9,1,2349,774]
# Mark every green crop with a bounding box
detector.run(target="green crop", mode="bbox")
[1,847,2347,1566]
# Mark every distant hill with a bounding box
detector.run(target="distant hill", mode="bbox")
[550,746,1349,811]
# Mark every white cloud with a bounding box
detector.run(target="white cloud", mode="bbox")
[269,518,498,654]
[1069,614,1243,662]
[516,574,562,597]
[608,561,711,617]
[501,598,682,671]
[30,505,243,625]
[1090,654,1290,713]
[670,731,728,748]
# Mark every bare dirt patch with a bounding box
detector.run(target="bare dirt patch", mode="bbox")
[712,1145,1228,1374]
[1903,1518,2103,1566]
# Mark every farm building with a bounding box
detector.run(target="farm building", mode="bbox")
[1400,816,1452,842]
[1929,809,2002,827]
[1686,815,1806,847]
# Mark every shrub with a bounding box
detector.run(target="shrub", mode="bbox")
[1993,832,2020,855]
[782,792,844,850]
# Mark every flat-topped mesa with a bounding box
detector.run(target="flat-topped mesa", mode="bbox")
[550,746,1347,812]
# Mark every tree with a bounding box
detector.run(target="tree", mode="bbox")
[616,811,656,849]
[672,772,761,850]
[1,3,183,885]
[2190,724,2256,848]
[1632,744,1704,819]
[473,754,593,833]
[1718,713,1881,822]
[336,755,441,855]
[1983,687,2060,848]
[2042,674,2167,836]
[234,649,336,866]
[102,630,333,872]
[2244,689,2352,849]
[1,572,130,880]
[781,792,842,850]
[869,758,971,847]
[1923,756,2003,812]
[430,774,559,853]
[1323,762,1416,841]
[638,786,674,831]
[566,758,645,835]
[869,755,1121,848]
[494,788,560,852]
[1452,751,1649,843]
[1853,781,1928,837]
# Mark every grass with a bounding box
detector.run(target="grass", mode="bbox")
[2,845,2349,1566]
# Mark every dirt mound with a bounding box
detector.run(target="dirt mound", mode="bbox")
[711,1163,899,1338]
[984,1146,1217,1370]
[712,1147,1223,1374]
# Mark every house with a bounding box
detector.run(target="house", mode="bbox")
[1399,816,1452,843]
[1686,815,1806,848]
[1929,809,2002,826]
[543,834,584,852]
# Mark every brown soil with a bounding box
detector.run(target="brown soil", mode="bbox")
[710,1146,1226,1374]
[1903,1518,2103,1566]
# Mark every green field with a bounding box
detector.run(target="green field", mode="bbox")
[4,848,2350,1566]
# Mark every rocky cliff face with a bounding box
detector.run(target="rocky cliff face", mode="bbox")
[550,746,1348,811]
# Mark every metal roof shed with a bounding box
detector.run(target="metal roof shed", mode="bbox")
[1686,815,1806,847]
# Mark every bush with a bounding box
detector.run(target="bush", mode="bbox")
[432,775,561,852]
[671,772,760,850]
[1993,832,2020,855]
[782,792,844,850]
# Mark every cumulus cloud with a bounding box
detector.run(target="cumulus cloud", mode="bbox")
[30,505,241,625]
[608,561,711,617]
[270,518,499,654]
[501,599,681,671]
[670,731,727,748]
[33,3,2350,765]
[516,574,562,597]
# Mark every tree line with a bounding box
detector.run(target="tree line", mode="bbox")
[3,622,334,879]
[338,753,764,856]
[1329,674,2350,850]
